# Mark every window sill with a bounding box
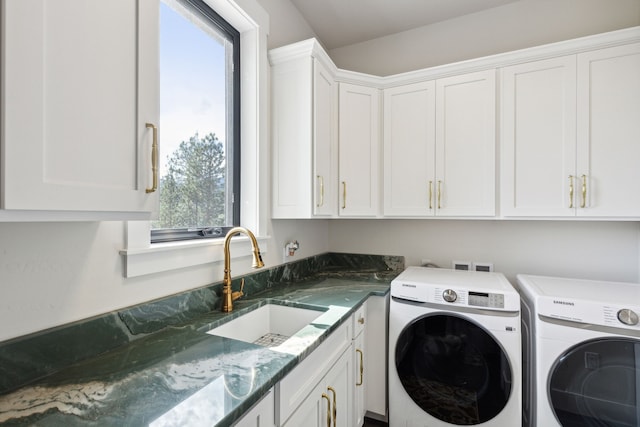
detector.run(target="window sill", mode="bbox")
[119,235,270,278]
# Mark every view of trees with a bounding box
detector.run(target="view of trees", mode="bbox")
[153,132,227,229]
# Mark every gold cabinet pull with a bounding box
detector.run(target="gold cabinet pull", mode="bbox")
[568,175,574,209]
[145,123,159,193]
[327,386,337,426]
[317,175,324,207]
[437,180,442,209]
[356,348,364,386]
[341,181,346,209]
[428,181,433,209]
[581,174,587,208]
[321,393,331,427]
[358,316,365,325]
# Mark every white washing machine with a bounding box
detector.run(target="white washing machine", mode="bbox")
[517,274,640,427]
[389,267,522,427]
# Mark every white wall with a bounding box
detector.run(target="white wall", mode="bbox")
[257,0,317,49]
[329,220,640,284]
[328,0,640,75]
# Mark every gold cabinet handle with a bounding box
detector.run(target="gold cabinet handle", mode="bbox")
[437,180,442,209]
[145,123,158,193]
[358,316,364,325]
[428,181,433,209]
[317,175,324,207]
[568,175,574,209]
[327,386,337,426]
[356,348,364,386]
[341,181,346,209]
[321,393,331,427]
[581,174,587,208]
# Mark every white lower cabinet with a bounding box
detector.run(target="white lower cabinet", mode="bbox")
[236,299,389,427]
[364,295,388,420]
[281,347,352,427]
[233,388,275,427]
[352,303,367,427]
[277,320,352,426]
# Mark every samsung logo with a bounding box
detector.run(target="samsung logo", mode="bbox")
[553,300,575,306]
[402,284,417,288]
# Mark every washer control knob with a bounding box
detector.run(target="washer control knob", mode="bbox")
[617,309,639,326]
[442,289,457,303]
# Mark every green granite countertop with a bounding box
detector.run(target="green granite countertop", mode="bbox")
[0,277,391,426]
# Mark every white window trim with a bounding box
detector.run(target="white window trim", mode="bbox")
[120,0,270,278]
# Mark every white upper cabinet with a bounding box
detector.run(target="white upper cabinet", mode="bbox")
[383,81,436,216]
[384,70,495,217]
[501,42,640,218]
[270,41,337,219]
[270,28,640,221]
[1,0,159,219]
[500,56,577,217]
[338,83,380,217]
[435,71,496,217]
[576,43,640,217]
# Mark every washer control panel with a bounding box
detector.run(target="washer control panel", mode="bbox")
[468,291,505,309]
[436,289,505,309]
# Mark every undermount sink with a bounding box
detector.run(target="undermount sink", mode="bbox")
[206,303,325,348]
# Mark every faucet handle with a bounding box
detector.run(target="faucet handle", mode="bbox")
[232,278,245,301]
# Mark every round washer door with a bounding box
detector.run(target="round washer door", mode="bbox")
[549,338,640,427]
[395,313,513,425]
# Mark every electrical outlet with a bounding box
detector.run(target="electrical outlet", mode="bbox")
[452,261,471,271]
[472,262,494,272]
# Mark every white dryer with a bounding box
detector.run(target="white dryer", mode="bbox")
[389,267,522,427]
[517,274,640,427]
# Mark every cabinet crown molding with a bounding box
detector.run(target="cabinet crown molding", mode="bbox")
[269,27,640,89]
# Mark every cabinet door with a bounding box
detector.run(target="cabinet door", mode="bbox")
[322,346,353,427]
[338,83,380,217]
[353,331,366,427]
[383,81,436,216]
[365,295,388,419]
[282,348,352,427]
[500,56,577,217]
[313,59,337,216]
[576,42,640,217]
[281,387,325,427]
[436,70,496,216]
[2,0,159,214]
[271,57,314,218]
[233,388,275,427]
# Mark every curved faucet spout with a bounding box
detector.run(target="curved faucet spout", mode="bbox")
[221,227,264,312]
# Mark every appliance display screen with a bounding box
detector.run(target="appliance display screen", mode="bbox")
[468,291,504,308]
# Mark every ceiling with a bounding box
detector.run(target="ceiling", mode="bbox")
[289,0,522,50]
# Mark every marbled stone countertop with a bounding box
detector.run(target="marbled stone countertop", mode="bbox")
[0,276,392,426]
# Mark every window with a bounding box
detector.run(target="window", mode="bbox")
[152,0,240,243]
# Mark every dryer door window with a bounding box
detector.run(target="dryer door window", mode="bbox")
[395,313,512,425]
[549,338,640,427]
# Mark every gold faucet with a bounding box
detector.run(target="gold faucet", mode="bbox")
[221,227,265,312]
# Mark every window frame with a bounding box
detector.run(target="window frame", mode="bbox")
[151,0,241,244]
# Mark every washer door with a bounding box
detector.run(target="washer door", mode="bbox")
[549,338,640,427]
[395,313,512,425]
